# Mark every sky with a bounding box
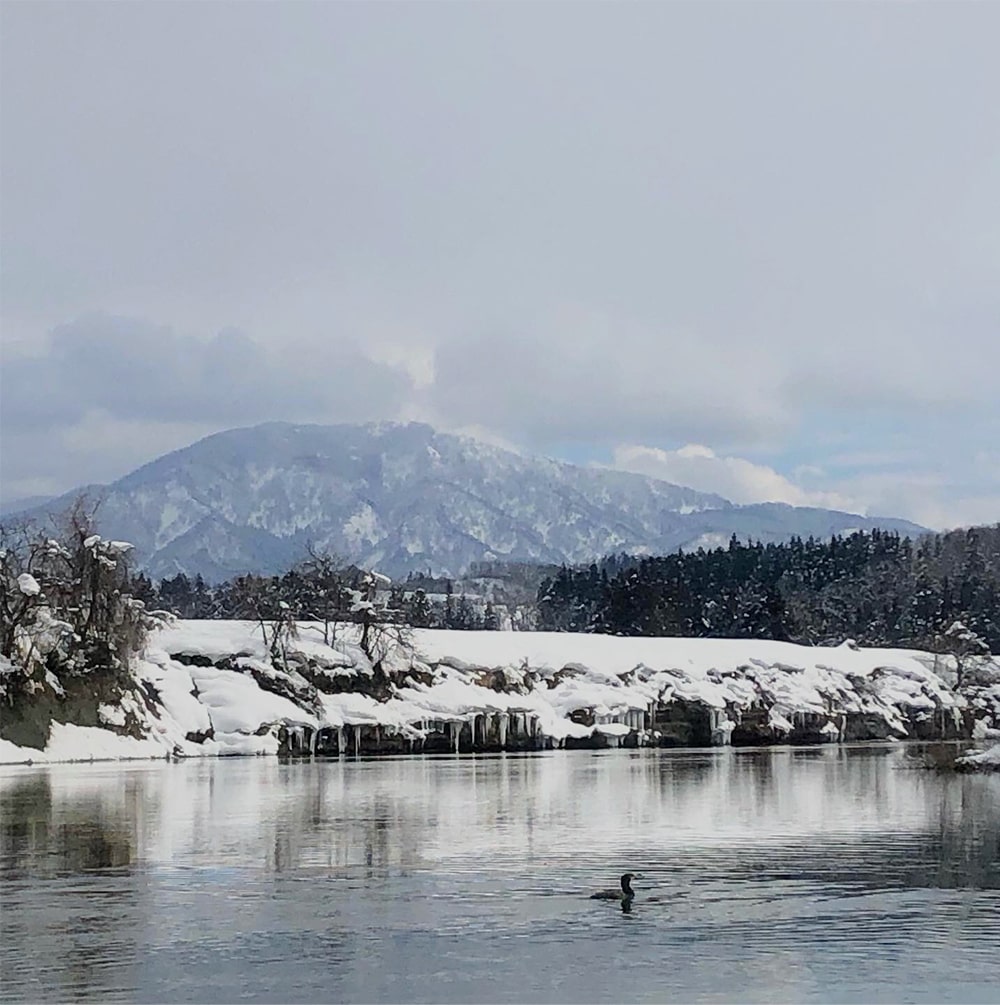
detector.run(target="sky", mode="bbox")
[1,2,998,529]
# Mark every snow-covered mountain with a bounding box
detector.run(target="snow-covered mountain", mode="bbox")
[9,422,926,580]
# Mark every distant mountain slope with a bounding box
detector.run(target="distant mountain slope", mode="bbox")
[8,422,926,580]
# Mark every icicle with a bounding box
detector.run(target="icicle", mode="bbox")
[309,728,317,757]
[354,724,361,757]
[710,708,729,746]
[449,720,461,754]
[338,726,346,756]
[498,713,508,749]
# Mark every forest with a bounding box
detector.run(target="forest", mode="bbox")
[536,526,1000,651]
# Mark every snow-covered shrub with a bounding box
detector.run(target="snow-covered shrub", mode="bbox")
[0,500,162,698]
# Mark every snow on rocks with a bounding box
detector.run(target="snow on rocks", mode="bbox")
[0,620,984,764]
[956,739,1000,772]
[955,673,1000,773]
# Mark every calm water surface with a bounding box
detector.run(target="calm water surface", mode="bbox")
[1,746,998,1003]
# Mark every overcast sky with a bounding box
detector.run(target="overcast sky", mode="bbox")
[2,2,997,528]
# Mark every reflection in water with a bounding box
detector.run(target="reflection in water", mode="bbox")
[1,771,145,1002]
[0,746,998,1003]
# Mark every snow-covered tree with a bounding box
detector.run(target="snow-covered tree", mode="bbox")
[939,620,991,689]
[0,500,160,699]
[348,568,409,665]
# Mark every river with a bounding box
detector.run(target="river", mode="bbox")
[1,745,998,1003]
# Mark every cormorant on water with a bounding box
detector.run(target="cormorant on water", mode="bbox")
[590,873,637,901]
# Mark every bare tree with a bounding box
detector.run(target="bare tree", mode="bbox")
[297,544,348,645]
[229,574,298,664]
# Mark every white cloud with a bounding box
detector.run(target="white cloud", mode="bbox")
[612,443,862,511]
[819,470,1000,531]
[612,445,1000,531]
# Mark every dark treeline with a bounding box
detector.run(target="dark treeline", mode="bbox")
[137,554,554,631]
[135,565,505,631]
[536,526,1000,650]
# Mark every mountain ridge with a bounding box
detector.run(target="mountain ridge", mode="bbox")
[6,421,927,580]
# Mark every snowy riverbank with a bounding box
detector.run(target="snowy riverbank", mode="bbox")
[3,620,998,766]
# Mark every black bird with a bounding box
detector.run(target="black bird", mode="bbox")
[590,873,637,901]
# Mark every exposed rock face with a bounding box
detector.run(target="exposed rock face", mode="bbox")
[0,667,151,751]
[652,699,714,747]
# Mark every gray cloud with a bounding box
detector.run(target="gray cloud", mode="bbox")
[0,313,413,498]
[1,313,411,432]
[1,3,998,526]
[428,309,792,451]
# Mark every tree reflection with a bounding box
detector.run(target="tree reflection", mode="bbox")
[0,773,136,876]
[1,771,142,1002]
[0,773,52,876]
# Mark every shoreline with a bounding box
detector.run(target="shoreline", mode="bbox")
[0,736,988,770]
[3,620,998,770]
